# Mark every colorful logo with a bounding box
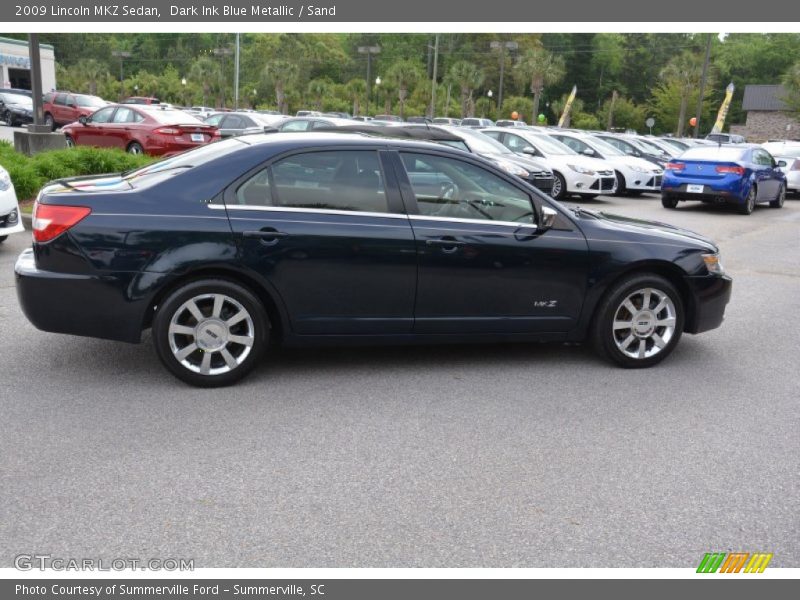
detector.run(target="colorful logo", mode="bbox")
[697,552,773,573]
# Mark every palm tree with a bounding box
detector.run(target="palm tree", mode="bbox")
[345,78,367,116]
[660,52,704,136]
[262,59,299,115]
[306,78,332,111]
[514,47,566,123]
[448,61,485,118]
[75,59,108,96]
[189,56,221,108]
[386,59,423,120]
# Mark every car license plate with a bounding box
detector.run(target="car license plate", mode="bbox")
[686,184,704,193]
[191,133,205,142]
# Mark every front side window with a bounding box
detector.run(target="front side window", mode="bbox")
[89,107,115,123]
[235,151,388,213]
[280,120,311,132]
[504,133,533,153]
[400,152,534,224]
[223,115,245,129]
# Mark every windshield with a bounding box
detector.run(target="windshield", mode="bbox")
[586,136,626,156]
[1,93,32,105]
[454,128,512,154]
[76,95,105,107]
[528,133,577,156]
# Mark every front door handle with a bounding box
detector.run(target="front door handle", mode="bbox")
[426,236,466,253]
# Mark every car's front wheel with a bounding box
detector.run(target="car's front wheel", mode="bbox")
[770,183,785,208]
[592,273,684,368]
[127,141,145,155]
[550,171,567,200]
[153,279,269,387]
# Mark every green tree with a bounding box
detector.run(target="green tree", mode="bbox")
[781,61,800,113]
[74,59,108,96]
[598,95,647,132]
[262,59,299,114]
[448,61,485,117]
[189,56,221,107]
[659,52,705,136]
[306,77,332,110]
[514,47,566,123]
[386,59,423,119]
[345,78,367,116]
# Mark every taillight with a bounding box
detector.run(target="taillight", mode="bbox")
[154,127,180,135]
[666,162,685,172]
[32,203,91,242]
[715,165,745,175]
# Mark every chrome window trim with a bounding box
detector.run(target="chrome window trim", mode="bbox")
[208,203,408,220]
[409,214,538,230]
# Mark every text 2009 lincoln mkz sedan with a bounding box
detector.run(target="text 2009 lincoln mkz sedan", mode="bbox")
[15,133,732,386]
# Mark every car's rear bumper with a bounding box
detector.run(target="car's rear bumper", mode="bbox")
[15,248,145,343]
[684,274,733,334]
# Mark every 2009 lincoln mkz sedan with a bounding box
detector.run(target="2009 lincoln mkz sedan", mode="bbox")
[15,133,732,386]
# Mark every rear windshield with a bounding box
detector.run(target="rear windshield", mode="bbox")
[680,146,747,161]
[142,108,205,124]
[123,138,244,187]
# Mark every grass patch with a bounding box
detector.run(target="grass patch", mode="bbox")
[0,140,156,201]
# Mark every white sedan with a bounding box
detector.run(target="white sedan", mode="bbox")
[547,131,664,196]
[482,127,617,200]
[0,165,24,244]
[764,143,800,195]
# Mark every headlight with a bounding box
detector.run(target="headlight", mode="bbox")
[0,167,11,191]
[493,159,529,178]
[629,165,649,173]
[702,253,724,275]
[567,164,596,175]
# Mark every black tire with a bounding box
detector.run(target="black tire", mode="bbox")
[0,235,7,244]
[44,113,55,131]
[551,171,567,200]
[127,141,145,155]
[64,135,75,148]
[661,194,678,209]
[3,111,13,127]
[739,184,756,215]
[770,183,785,208]
[152,279,269,387]
[592,273,684,369]
[614,170,627,196]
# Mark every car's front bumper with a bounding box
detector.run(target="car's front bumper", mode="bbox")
[15,248,146,343]
[0,188,25,237]
[684,274,733,334]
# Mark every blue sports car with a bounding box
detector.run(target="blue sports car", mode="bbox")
[661,145,786,215]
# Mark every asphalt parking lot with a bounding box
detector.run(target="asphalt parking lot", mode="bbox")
[0,192,798,568]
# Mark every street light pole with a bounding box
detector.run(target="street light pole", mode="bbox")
[358,45,381,116]
[430,34,439,119]
[112,50,131,101]
[234,33,240,110]
[490,40,518,114]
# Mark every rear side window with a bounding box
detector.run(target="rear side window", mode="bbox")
[55,93,68,106]
[235,151,389,214]
[112,107,141,123]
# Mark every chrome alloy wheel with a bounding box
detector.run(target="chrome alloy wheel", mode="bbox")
[551,175,562,198]
[611,287,677,360]
[167,293,255,375]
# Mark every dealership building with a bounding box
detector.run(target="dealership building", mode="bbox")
[0,36,56,93]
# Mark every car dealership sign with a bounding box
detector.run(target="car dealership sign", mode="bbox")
[0,53,31,69]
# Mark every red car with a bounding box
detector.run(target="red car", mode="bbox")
[62,104,220,156]
[43,91,107,130]
[122,96,161,105]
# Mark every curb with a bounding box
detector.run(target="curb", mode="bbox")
[21,212,32,229]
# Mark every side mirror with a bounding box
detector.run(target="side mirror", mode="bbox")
[78,115,88,125]
[582,148,595,156]
[777,160,787,168]
[522,146,537,156]
[540,205,558,231]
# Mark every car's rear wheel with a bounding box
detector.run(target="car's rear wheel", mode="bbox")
[661,194,678,209]
[127,141,145,155]
[739,185,756,215]
[592,273,684,368]
[64,135,75,148]
[153,279,269,387]
[770,183,785,208]
[551,171,567,200]
[44,113,55,131]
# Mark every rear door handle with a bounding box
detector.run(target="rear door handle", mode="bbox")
[242,229,289,245]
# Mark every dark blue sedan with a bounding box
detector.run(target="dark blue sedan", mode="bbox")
[661,145,786,214]
[16,133,732,386]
